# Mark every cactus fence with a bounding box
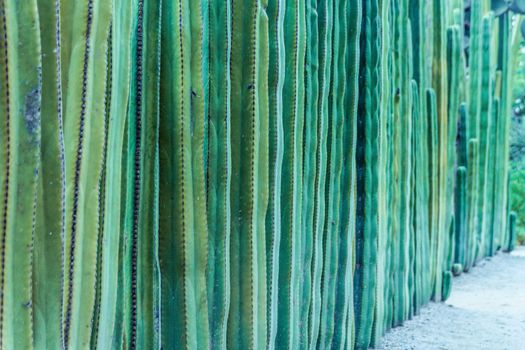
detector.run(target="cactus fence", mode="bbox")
[0,0,516,349]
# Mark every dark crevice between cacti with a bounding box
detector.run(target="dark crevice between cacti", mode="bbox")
[130,1,144,348]
[0,1,11,346]
[63,0,94,347]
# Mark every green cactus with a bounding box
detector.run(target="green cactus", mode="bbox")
[227,1,271,349]
[299,0,317,347]
[410,79,429,318]
[265,0,284,348]
[476,14,494,261]
[442,216,455,301]
[466,138,479,271]
[381,0,395,336]
[32,1,64,349]
[493,11,512,250]
[393,0,411,326]
[485,98,499,257]
[426,88,440,299]
[96,1,133,346]
[452,263,463,276]
[503,173,512,251]
[207,0,233,348]
[329,0,359,348]
[457,104,469,167]
[446,25,461,223]
[373,0,392,344]
[308,0,332,344]
[0,1,516,349]
[120,1,163,347]
[468,0,483,143]
[60,1,111,348]
[441,271,453,301]
[508,212,517,252]
[276,1,305,348]
[408,0,432,317]
[0,1,42,348]
[354,1,380,348]
[158,0,210,348]
[454,166,467,267]
[318,0,347,346]
[89,31,112,349]
[432,0,449,303]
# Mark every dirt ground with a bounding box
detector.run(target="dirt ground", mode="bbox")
[376,247,525,350]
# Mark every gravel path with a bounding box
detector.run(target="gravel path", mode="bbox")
[376,247,525,350]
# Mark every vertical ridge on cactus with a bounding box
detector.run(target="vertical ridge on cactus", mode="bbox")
[300,0,317,347]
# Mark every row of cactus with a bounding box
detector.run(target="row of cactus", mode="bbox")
[0,0,516,349]
[456,0,515,273]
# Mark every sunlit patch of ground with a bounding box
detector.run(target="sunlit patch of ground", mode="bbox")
[510,248,525,258]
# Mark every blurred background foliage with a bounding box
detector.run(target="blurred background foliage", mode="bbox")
[510,38,525,244]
